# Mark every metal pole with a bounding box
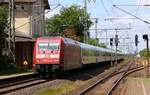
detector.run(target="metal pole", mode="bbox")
[8,0,11,54]
[143,34,149,77]
[106,31,107,45]
[115,30,118,65]
[115,45,117,65]
[12,0,15,63]
[8,0,15,62]
[146,39,149,77]
[84,0,87,43]
[111,46,113,66]
[95,18,98,46]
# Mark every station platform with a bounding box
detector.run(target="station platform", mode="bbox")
[120,59,150,95]
[122,77,150,95]
[0,72,34,80]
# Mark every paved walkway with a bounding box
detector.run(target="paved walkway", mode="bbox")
[0,72,34,80]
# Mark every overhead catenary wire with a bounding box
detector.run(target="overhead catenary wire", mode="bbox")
[99,0,119,29]
[108,0,135,28]
[113,4,150,6]
[113,5,150,25]
[132,0,142,26]
[99,0,110,16]
[99,1,132,56]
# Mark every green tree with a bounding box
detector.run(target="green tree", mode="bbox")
[0,7,8,57]
[139,49,150,57]
[99,43,107,48]
[46,5,92,42]
[87,38,107,48]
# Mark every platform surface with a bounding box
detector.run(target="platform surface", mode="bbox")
[0,72,34,80]
[122,77,150,95]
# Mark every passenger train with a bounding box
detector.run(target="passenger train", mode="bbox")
[33,36,125,75]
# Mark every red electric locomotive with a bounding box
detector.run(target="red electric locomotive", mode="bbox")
[33,36,125,76]
[33,37,82,75]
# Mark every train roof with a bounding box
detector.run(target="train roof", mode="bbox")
[36,36,126,55]
[80,42,116,53]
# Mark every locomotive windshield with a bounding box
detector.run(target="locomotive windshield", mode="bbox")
[38,43,48,51]
[38,42,59,51]
[49,43,59,50]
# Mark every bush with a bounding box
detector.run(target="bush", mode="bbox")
[139,49,150,57]
[0,55,26,75]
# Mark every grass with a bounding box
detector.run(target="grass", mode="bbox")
[38,80,85,95]
[38,82,75,95]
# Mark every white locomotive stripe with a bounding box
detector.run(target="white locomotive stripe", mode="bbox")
[50,54,59,58]
[36,54,45,58]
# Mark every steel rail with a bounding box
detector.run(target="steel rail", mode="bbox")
[78,61,143,95]
[0,73,35,86]
[106,65,145,95]
[0,78,53,94]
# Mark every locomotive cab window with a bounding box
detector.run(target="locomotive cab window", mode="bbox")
[38,43,48,51]
[49,43,59,50]
[38,42,60,51]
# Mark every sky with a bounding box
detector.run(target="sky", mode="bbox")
[46,0,150,53]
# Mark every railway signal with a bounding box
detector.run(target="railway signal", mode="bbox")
[135,34,138,46]
[110,38,113,66]
[110,38,113,46]
[143,34,148,41]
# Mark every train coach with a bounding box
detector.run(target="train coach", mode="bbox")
[33,36,125,76]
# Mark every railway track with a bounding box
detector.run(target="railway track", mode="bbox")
[106,64,146,95]
[69,61,145,95]
[0,77,54,95]
[0,73,57,95]
[106,61,133,95]
[0,60,143,95]
[0,73,35,86]
[0,62,110,95]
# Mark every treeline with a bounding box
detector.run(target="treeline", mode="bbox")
[139,49,150,57]
[46,5,107,48]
